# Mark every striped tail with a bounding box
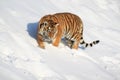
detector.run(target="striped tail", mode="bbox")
[80,37,100,48]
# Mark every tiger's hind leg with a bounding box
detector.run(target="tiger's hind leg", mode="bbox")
[65,38,73,48]
[65,38,74,48]
[71,41,80,49]
[66,38,79,49]
[68,40,74,48]
[71,34,81,49]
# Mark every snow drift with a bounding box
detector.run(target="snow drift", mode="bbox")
[0,0,120,80]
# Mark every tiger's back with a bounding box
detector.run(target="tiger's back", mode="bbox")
[53,13,83,39]
[37,12,99,49]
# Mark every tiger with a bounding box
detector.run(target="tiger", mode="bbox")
[37,12,99,49]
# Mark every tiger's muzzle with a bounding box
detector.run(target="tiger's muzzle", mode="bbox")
[42,32,52,42]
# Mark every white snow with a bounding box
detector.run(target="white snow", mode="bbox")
[0,0,120,80]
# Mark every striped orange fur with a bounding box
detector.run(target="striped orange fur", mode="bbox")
[37,12,99,49]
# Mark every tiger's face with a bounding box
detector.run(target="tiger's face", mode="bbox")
[39,20,59,42]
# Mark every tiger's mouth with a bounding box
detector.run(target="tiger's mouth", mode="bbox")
[44,38,52,42]
[43,36,52,43]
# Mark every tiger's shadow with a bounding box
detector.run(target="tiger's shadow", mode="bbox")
[27,22,38,40]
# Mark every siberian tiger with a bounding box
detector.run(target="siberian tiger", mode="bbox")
[37,12,99,49]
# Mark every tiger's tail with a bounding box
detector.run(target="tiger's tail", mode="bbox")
[80,37,100,47]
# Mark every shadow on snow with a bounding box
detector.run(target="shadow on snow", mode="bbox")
[27,22,38,40]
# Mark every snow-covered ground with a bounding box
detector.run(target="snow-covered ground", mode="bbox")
[0,0,120,80]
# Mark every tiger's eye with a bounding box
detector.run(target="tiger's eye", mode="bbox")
[47,27,51,32]
[44,22,48,26]
[48,27,51,30]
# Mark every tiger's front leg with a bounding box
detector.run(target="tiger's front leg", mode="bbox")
[52,36,62,47]
[37,34,45,49]
[52,31,62,47]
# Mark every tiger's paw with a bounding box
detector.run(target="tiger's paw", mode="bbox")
[52,42,59,47]
[72,45,79,50]
[38,44,45,49]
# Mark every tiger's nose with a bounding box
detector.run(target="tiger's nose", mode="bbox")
[43,32,48,38]
[43,32,45,35]
[44,35,48,39]
[43,32,47,36]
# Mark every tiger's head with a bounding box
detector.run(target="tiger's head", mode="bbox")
[39,20,59,42]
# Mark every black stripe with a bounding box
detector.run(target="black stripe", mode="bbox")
[70,32,76,40]
[81,37,83,39]
[40,23,44,28]
[96,40,100,44]
[80,40,85,44]
[85,43,88,47]
[93,41,96,44]
[90,43,93,47]
[65,15,70,33]
[74,33,79,40]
